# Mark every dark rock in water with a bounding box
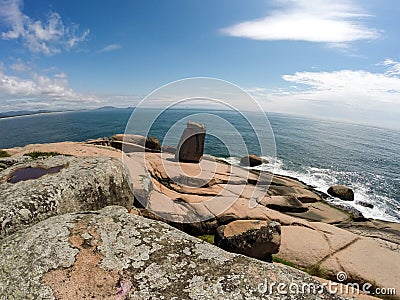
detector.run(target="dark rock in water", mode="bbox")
[327,185,354,201]
[0,156,133,238]
[216,220,281,262]
[0,206,340,299]
[175,122,206,163]
[357,201,374,209]
[240,154,267,167]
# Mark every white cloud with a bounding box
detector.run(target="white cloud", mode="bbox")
[221,0,380,44]
[0,0,89,55]
[0,66,99,111]
[0,61,140,112]
[280,69,400,104]
[97,44,122,53]
[248,59,400,128]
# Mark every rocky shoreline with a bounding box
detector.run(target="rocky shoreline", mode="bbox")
[0,135,399,299]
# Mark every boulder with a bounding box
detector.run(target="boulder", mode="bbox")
[216,220,281,261]
[0,156,133,238]
[175,122,206,163]
[0,206,342,299]
[111,134,161,151]
[240,154,266,167]
[327,185,354,201]
[357,201,374,209]
[146,136,161,151]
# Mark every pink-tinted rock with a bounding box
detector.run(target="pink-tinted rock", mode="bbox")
[175,122,206,163]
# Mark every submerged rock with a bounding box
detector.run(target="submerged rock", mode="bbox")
[0,206,343,299]
[0,156,133,238]
[357,201,374,209]
[175,122,206,163]
[216,220,281,262]
[327,185,354,201]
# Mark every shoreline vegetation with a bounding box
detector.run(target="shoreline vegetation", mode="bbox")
[1,134,399,299]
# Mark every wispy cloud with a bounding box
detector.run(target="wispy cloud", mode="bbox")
[221,0,380,44]
[280,68,400,104]
[0,0,89,55]
[379,59,400,77]
[248,59,400,127]
[9,60,31,72]
[97,44,122,53]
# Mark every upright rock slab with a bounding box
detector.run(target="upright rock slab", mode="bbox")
[175,122,206,163]
[0,206,344,299]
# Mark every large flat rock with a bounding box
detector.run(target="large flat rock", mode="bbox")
[277,223,400,295]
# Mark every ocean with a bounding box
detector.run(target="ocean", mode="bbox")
[1,107,399,222]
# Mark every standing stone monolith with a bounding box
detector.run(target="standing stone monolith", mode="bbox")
[175,122,206,163]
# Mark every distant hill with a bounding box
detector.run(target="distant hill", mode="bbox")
[95,106,135,110]
[0,106,135,119]
[94,106,117,110]
[0,110,57,118]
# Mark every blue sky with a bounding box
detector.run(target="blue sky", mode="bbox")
[0,0,400,128]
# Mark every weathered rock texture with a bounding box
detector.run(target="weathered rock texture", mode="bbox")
[0,206,344,299]
[4,140,400,299]
[134,152,342,231]
[327,185,354,201]
[0,156,133,238]
[277,222,400,294]
[125,152,400,296]
[175,122,206,163]
[216,220,281,261]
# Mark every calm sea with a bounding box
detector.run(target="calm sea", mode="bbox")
[1,108,399,222]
